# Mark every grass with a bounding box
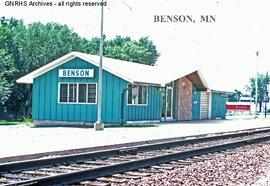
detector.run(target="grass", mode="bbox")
[0,118,33,127]
[0,120,22,125]
[105,124,158,128]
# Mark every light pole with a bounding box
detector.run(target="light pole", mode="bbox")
[255,51,259,118]
[94,0,105,131]
[94,0,131,130]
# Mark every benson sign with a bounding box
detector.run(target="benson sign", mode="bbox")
[59,69,94,78]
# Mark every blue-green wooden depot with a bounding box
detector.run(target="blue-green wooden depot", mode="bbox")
[17,52,227,126]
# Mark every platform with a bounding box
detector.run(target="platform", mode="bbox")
[1,118,270,159]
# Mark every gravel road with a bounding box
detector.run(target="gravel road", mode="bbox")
[117,142,270,186]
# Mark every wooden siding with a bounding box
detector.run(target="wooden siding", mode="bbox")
[200,91,209,119]
[126,87,162,121]
[211,92,227,119]
[32,57,162,124]
[32,57,127,123]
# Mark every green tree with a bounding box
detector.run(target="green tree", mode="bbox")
[6,22,89,117]
[0,77,11,104]
[0,18,21,106]
[103,36,159,65]
[249,73,270,112]
[227,89,243,102]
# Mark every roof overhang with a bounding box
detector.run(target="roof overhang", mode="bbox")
[211,89,235,94]
[16,52,135,84]
[16,53,77,84]
[133,81,162,87]
[185,70,208,91]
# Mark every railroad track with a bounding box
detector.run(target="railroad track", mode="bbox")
[1,127,270,185]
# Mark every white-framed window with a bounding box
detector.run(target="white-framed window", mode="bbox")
[59,83,97,104]
[127,84,148,105]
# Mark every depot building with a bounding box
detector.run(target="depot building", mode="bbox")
[17,52,227,127]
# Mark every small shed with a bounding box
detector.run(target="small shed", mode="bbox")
[192,90,228,120]
[210,90,228,119]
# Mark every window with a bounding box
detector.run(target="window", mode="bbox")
[127,84,148,105]
[88,84,96,103]
[69,84,77,102]
[78,84,87,103]
[60,84,68,102]
[59,83,97,104]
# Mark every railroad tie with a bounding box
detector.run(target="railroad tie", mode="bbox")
[112,173,141,179]
[80,180,111,186]
[97,177,127,183]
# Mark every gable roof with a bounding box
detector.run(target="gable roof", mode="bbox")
[17,52,160,85]
[16,51,209,88]
[156,68,208,90]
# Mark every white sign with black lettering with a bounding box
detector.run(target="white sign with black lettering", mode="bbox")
[59,69,94,78]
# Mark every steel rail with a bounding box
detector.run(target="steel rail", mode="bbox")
[3,133,270,186]
[1,127,270,174]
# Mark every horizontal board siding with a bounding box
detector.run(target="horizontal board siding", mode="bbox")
[126,87,162,121]
[211,92,227,119]
[32,57,127,124]
[200,91,209,119]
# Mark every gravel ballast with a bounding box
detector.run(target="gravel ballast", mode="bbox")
[117,142,270,186]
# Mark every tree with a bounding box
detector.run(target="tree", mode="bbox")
[0,77,11,104]
[103,36,160,65]
[249,73,270,112]
[227,89,243,102]
[0,18,21,106]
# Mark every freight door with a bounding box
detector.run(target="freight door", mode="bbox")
[211,92,227,119]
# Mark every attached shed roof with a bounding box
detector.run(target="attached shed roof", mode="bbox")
[16,51,209,89]
[186,70,208,91]
[155,67,208,90]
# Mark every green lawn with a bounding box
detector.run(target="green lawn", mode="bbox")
[0,120,22,125]
[106,124,158,128]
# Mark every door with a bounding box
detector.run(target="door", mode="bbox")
[211,92,226,119]
[192,90,201,120]
[162,87,173,120]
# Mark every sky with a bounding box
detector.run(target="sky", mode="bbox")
[1,0,270,92]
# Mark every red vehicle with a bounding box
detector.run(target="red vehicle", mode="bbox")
[226,103,250,111]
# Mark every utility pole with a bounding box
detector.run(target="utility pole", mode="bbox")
[94,0,131,130]
[255,51,259,118]
[94,0,105,131]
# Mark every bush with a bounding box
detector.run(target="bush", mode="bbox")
[23,117,33,127]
